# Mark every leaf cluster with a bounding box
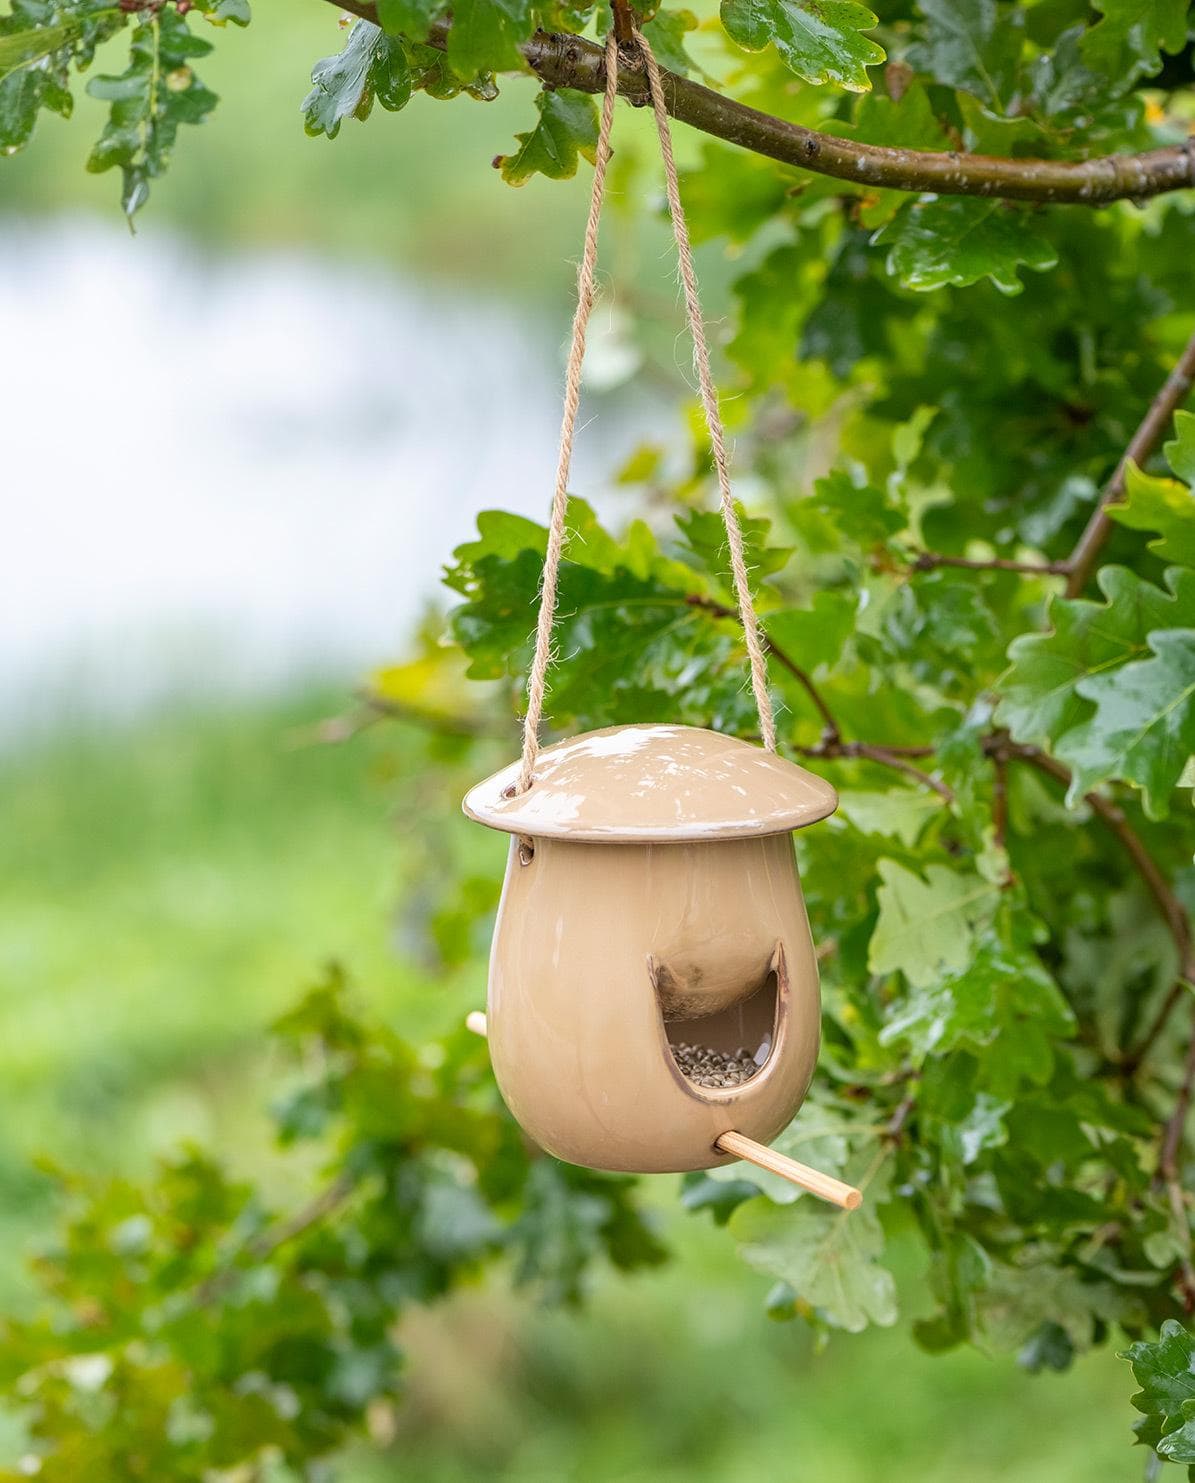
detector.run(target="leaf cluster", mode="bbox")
[5,0,1195,1470]
[0,966,664,1478]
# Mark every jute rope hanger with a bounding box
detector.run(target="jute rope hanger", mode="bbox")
[516,23,777,795]
[473,65,864,1208]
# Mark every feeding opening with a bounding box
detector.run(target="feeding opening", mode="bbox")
[653,959,780,1096]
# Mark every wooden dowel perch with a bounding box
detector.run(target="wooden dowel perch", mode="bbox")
[714,1129,862,1210]
[464,1011,862,1211]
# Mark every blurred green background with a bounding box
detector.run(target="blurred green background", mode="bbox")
[0,6,1140,1478]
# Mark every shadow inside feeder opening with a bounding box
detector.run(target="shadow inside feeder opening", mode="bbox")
[661,973,778,1091]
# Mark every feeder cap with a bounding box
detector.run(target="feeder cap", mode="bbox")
[462,724,838,844]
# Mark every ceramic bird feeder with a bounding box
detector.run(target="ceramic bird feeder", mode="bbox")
[458,26,863,1209]
[463,723,861,1209]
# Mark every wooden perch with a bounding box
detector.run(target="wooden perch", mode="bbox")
[464,1011,862,1210]
[714,1129,862,1210]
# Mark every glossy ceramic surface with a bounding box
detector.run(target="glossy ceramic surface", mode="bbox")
[463,724,838,844]
[485,833,822,1172]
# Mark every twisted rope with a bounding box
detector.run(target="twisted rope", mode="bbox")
[517,25,776,792]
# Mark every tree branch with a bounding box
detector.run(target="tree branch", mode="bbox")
[329,3,1195,207]
[1065,328,1195,596]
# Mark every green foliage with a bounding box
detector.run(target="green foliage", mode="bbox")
[996,566,1194,750]
[0,968,664,1477]
[6,0,1195,1473]
[1110,463,1195,570]
[86,8,219,215]
[1081,0,1191,84]
[906,0,1023,111]
[302,19,411,139]
[868,860,997,986]
[1122,1321,1195,1465]
[494,86,597,183]
[0,0,244,218]
[719,0,884,91]
[998,431,1195,818]
[731,1189,897,1332]
[873,198,1059,295]
[1062,627,1195,819]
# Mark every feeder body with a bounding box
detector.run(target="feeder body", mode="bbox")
[485,833,821,1173]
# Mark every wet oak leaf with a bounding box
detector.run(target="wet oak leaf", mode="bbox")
[1080,0,1190,86]
[302,20,411,139]
[1060,628,1195,819]
[868,860,998,988]
[0,0,126,154]
[1122,1319,1195,1460]
[730,1194,897,1332]
[86,10,218,217]
[496,88,598,185]
[907,0,1023,111]
[1107,462,1195,571]
[719,0,885,92]
[873,198,1059,295]
[995,565,1195,748]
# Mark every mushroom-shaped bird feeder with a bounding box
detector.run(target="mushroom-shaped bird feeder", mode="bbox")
[461,26,861,1211]
[464,726,861,1210]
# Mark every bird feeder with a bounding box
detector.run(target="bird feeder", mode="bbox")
[457,27,863,1209]
[463,724,861,1208]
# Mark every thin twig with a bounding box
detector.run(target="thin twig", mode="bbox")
[329,3,1195,207]
[1134,982,1195,1071]
[690,594,952,794]
[687,593,839,742]
[990,745,1013,886]
[1159,1016,1195,1311]
[912,552,1070,577]
[834,741,954,801]
[608,0,635,45]
[194,1173,357,1307]
[361,690,511,740]
[999,740,1195,1067]
[886,1087,918,1144]
[1001,738,1195,1302]
[1065,329,1195,596]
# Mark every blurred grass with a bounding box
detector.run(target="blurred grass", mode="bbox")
[0,693,482,1293]
[372,1253,1137,1483]
[0,691,1142,1481]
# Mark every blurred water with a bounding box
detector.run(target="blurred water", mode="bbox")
[0,216,644,732]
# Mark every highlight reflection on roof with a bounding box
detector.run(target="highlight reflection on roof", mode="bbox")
[462,723,838,844]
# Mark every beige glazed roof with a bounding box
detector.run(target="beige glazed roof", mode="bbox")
[462,724,838,843]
